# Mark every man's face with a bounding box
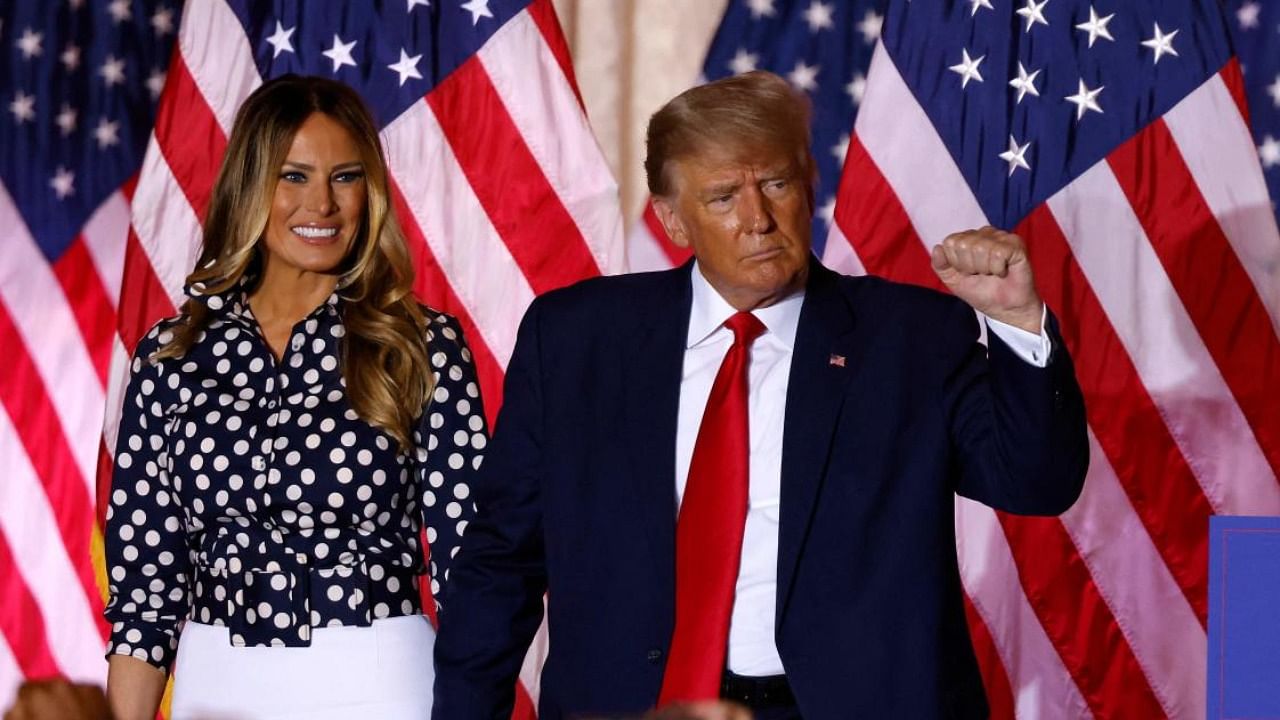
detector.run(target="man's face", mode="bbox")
[655,143,812,311]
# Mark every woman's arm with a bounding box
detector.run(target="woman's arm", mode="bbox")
[105,655,166,720]
[103,322,193,712]
[416,312,488,602]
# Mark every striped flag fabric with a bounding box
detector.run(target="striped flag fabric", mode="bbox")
[827,0,1280,718]
[0,0,179,708]
[0,0,622,715]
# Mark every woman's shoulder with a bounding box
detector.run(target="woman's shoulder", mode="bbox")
[418,305,474,360]
[419,305,465,340]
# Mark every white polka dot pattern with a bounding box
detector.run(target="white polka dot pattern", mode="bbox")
[103,283,485,671]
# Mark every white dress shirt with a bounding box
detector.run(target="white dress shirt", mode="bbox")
[674,262,1050,676]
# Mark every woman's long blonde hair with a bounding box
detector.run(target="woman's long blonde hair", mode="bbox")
[154,75,432,451]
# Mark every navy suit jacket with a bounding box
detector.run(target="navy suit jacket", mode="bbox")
[433,259,1088,719]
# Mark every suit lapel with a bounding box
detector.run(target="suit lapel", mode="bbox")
[620,263,693,586]
[776,261,860,624]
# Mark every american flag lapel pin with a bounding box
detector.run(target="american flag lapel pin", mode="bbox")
[829,354,846,368]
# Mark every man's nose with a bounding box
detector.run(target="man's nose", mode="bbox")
[739,186,774,234]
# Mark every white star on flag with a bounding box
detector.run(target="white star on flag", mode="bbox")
[747,0,777,19]
[832,133,850,162]
[818,195,836,225]
[847,73,867,105]
[969,0,994,17]
[1065,78,1104,119]
[55,104,77,136]
[60,44,80,71]
[788,60,820,92]
[1237,2,1261,30]
[999,135,1032,175]
[94,117,120,149]
[9,92,35,123]
[1016,0,1050,32]
[1269,75,1280,107]
[146,69,166,99]
[407,0,431,10]
[323,35,358,73]
[461,0,494,25]
[1141,23,1179,64]
[729,49,759,75]
[949,48,985,89]
[17,28,43,59]
[1009,62,1041,103]
[1075,7,1115,47]
[805,2,836,33]
[151,6,175,36]
[1258,135,1279,168]
[50,167,75,199]
[388,48,424,86]
[856,10,882,45]
[100,55,126,87]
[107,0,131,23]
[266,21,296,58]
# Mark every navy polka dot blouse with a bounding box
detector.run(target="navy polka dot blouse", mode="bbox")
[103,278,486,671]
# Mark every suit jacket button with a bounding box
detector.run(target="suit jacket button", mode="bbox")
[646,648,663,663]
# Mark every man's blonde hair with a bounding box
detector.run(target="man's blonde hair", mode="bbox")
[644,70,816,205]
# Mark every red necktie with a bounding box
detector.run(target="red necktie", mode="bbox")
[659,311,766,704]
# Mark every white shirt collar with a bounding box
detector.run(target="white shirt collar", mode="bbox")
[687,260,805,350]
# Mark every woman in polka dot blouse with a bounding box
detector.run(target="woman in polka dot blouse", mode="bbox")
[102,76,486,720]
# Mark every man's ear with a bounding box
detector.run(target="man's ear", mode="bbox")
[651,196,690,249]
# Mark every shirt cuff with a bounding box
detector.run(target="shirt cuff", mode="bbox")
[106,620,180,672]
[985,305,1051,368]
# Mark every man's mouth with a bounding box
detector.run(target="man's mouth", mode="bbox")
[744,247,783,261]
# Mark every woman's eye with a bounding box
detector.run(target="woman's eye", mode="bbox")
[333,171,365,183]
[281,171,306,183]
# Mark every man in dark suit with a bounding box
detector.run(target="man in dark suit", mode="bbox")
[433,71,1088,719]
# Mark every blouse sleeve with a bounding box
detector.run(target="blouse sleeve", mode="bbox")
[415,312,488,608]
[103,322,193,672]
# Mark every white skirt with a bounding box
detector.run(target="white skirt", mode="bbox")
[171,615,435,720]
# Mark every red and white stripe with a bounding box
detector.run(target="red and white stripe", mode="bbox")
[0,172,116,693]
[816,41,1280,719]
[0,183,135,707]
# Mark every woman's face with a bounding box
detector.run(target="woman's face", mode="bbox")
[261,112,367,278]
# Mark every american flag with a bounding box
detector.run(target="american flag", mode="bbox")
[630,0,1280,717]
[826,0,1280,717]
[0,0,622,715]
